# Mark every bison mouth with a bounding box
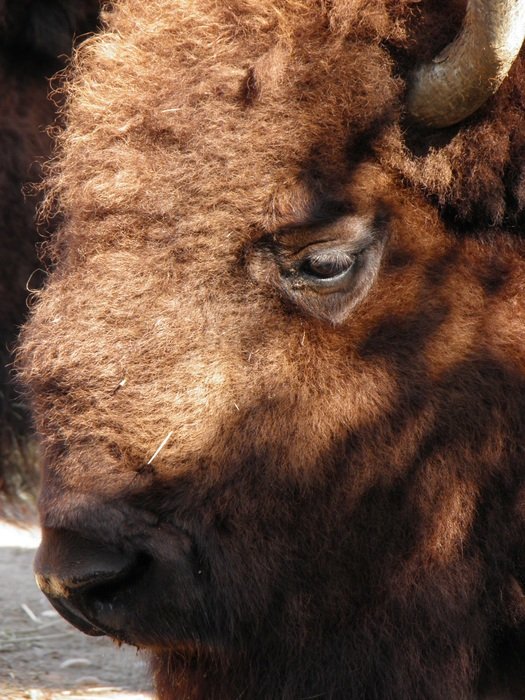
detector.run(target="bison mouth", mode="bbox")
[44,593,107,637]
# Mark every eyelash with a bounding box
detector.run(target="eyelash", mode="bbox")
[300,251,356,280]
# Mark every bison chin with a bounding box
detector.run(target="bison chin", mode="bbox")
[33,517,223,650]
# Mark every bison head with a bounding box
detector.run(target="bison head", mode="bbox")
[19,1,525,698]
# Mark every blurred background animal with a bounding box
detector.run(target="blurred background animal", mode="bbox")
[0,0,99,510]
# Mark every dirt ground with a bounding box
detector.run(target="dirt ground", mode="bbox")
[0,519,154,700]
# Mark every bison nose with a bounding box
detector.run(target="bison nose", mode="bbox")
[34,528,143,637]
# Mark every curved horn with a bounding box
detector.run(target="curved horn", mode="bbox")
[407,0,525,128]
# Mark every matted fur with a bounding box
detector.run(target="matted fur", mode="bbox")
[20,1,525,698]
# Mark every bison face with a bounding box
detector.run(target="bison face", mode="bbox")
[30,166,407,651]
[19,1,525,697]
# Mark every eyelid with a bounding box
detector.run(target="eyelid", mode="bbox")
[287,237,337,255]
[276,215,377,256]
[290,234,376,264]
[305,249,356,268]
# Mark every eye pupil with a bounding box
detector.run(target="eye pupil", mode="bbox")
[302,251,355,280]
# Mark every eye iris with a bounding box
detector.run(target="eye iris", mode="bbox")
[302,252,355,280]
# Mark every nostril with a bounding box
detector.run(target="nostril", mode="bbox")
[64,555,142,593]
[34,527,149,636]
[68,552,152,638]
[35,528,135,584]
[79,551,151,604]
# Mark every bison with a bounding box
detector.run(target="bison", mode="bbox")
[0,0,99,503]
[19,0,525,698]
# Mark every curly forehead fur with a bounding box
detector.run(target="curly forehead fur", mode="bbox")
[43,0,525,245]
[45,0,405,243]
[20,1,525,699]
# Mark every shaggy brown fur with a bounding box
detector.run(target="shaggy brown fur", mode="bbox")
[0,0,99,500]
[20,1,525,698]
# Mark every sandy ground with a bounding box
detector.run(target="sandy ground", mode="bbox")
[0,521,154,700]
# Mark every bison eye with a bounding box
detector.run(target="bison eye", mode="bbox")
[300,250,356,284]
[249,211,388,324]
